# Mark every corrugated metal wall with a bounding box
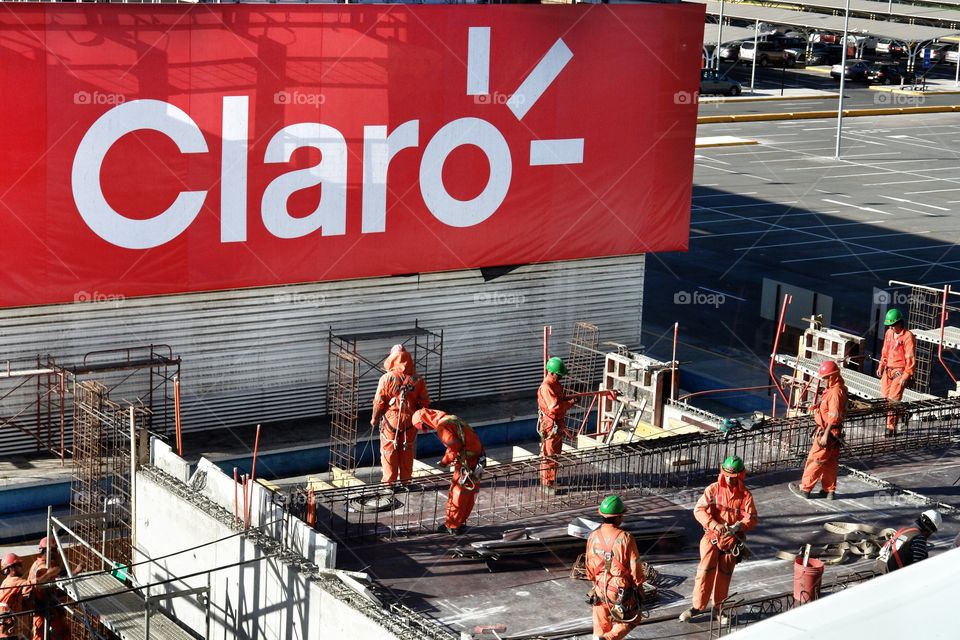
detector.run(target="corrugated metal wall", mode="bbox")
[0,255,643,454]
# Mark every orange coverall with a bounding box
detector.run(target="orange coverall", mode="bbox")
[28,556,72,640]
[371,350,430,484]
[800,375,848,494]
[691,472,757,612]
[537,373,575,487]
[585,523,645,640]
[417,409,484,530]
[0,573,34,640]
[878,327,915,432]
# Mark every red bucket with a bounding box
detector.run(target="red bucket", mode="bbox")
[793,557,824,605]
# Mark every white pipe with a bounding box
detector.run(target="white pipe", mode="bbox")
[717,0,725,71]
[751,19,759,93]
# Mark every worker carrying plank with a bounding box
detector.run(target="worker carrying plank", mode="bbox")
[412,409,485,535]
[877,308,915,436]
[537,357,577,492]
[371,345,431,486]
[680,456,758,625]
[585,495,645,640]
[799,361,848,500]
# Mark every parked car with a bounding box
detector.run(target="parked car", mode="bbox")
[739,41,793,67]
[700,69,742,96]
[866,63,915,85]
[944,45,959,65]
[718,41,743,62]
[919,44,951,66]
[876,38,905,58]
[784,43,843,66]
[831,59,872,82]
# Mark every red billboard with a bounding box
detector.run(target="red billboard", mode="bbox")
[0,4,702,307]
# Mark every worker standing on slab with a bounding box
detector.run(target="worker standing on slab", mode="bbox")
[877,509,941,574]
[877,309,915,436]
[537,357,577,492]
[799,361,848,500]
[371,345,431,486]
[585,495,644,640]
[412,408,485,535]
[680,456,757,625]
[1,553,35,640]
[29,537,73,640]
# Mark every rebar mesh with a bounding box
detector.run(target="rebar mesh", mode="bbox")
[296,397,960,543]
[564,322,601,437]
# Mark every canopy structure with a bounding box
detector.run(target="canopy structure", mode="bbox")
[755,0,960,26]
[694,0,960,44]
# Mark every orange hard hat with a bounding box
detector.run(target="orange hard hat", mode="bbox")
[1,553,21,571]
[39,536,56,550]
[818,360,840,378]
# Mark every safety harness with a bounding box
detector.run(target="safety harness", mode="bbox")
[381,373,420,451]
[445,417,486,491]
[878,526,920,570]
[589,529,642,622]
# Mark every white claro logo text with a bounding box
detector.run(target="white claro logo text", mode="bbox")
[71,98,513,249]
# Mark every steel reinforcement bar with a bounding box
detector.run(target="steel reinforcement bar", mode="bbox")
[295,397,960,542]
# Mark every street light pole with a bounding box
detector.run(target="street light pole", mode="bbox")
[717,0,725,70]
[751,19,759,93]
[835,0,852,158]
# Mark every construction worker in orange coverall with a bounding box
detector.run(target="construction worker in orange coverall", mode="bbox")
[680,455,757,624]
[585,495,645,640]
[371,345,431,485]
[1,552,54,640]
[799,360,848,500]
[28,537,73,640]
[877,308,915,436]
[411,408,485,535]
[538,357,577,491]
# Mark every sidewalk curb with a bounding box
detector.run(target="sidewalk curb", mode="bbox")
[698,103,960,123]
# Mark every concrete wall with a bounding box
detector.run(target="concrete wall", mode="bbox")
[137,448,398,640]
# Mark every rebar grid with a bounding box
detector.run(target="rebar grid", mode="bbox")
[296,397,960,542]
[69,381,149,574]
[717,569,877,637]
[564,322,601,437]
[329,351,360,476]
[907,285,939,394]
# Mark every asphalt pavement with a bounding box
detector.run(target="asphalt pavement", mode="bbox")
[643,110,960,405]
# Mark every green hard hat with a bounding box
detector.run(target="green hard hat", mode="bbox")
[545,357,568,376]
[884,308,904,326]
[722,455,745,473]
[598,495,626,516]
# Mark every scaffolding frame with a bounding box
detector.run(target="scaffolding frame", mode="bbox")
[326,324,443,478]
[0,345,180,462]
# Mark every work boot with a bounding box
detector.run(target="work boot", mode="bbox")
[826,491,836,500]
[712,609,730,625]
[437,522,451,533]
[802,489,811,499]
[679,607,702,622]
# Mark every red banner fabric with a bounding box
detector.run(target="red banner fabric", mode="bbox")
[0,4,703,307]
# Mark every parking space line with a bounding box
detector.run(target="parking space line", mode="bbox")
[880,195,950,211]
[832,257,960,277]
[781,243,945,264]
[822,199,888,214]
[733,230,927,251]
[691,192,758,199]
[905,188,960,194]
[898,206,940,216]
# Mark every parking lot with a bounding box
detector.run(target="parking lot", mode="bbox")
[644,110,960,391]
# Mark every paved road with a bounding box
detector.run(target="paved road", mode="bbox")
[644,111,960,398]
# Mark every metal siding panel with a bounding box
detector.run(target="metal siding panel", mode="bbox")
[0,256,643,453]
